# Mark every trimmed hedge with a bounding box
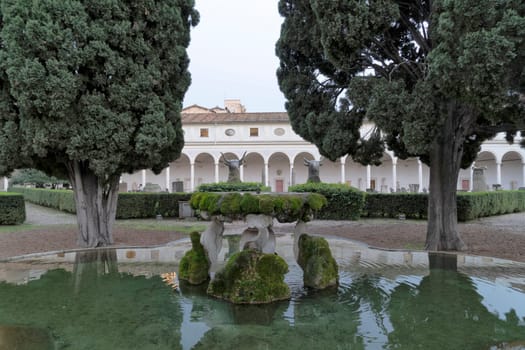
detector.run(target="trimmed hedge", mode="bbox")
[197,182,271,192]
[9,188,76,213]
[363,190,525,221]
[288,183,365,220]
[190,192,327,222]
[363,193,428,219]
[0,192,26,224]
[9,187,192,219]
[456,190,525,221]
[117,192,192,219]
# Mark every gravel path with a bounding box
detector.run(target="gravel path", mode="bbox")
[24,202,77,225]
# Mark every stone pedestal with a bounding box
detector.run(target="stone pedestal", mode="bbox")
[239,214,276,253]
[199,215,225,272]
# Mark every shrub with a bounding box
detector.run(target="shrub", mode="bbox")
[363,190,525,221]
[0,192,26,224]
[116,192,192,219]
[456,190,525,221]
[9,187,75,213]
[363,193,428,219]
[9,187,191,219]
[289,183,365,220]
[197,182,270,192]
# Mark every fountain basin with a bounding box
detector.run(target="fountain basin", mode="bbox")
[1,235,524,349]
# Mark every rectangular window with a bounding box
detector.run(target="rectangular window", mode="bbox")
[200,128,209,137]
[250,127,259,137]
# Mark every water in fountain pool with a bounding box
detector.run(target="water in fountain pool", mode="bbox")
[0,235,524,350]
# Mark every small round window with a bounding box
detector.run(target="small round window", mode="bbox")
[274,128,285,136]
[225,128,235,136]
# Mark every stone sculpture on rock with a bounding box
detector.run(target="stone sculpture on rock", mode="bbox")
[207,249,290,304]
[304,158,322,183]
[296,234,338,289]
[221,151,247,183]
[178,232,210,285]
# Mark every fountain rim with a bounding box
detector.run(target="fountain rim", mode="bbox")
[2,234,525,268]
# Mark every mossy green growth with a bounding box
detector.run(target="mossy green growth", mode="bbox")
[190,192,327,222]
[178,232,210,285]
[297,234,339,289]
[239,193,260,213]
[219,192,242,217]
[207,249,290,304]
[258,195,275,215]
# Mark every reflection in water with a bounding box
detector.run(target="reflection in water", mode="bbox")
[0,237,524,349]
[388,253,525,349]
[73,249,118,292]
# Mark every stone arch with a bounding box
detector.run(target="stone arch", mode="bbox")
[170,153,190,192]
[501,151,523,189]
[344,156,367,190]
[395,157,422,192]
[474,151,497,190]
[195,152,215,188]
[292,151,316,185]
[268,152,291,192]
[375,153,394,192]
[242,152,265,183]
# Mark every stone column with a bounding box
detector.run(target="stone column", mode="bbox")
[264,162,269,187]
[340,160,345,184]
[3,177,8,191]
[522,162,525,187]
[165,166,170,192]
[214,161,219,183]
[392,158,397,191]
[141,169,146,188]
[418,159,423,192]
[289,164,294,187]
[190,162,195,192]
[366,165,371,190]
[240,164,244,182]
[469,166,474,192]
[496,162,502,186]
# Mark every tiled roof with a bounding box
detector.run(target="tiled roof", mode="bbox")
[181,112,290,124]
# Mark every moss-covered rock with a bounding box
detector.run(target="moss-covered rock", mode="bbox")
[297,234,339,289]
[178,232,210,285]
[207,249,290,304]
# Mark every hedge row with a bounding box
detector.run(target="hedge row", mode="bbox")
[363,190,525,221]
[117,192,192,219]
[10,188,76,213]
[363,193,428,219]
[456,190,525,221]
[289,183,365,220]
[197,182,271,192]
[0,192,26,224]
[9,187,192,219]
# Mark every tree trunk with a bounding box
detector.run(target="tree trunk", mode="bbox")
[66,161,120,248]
[425,105,469,251]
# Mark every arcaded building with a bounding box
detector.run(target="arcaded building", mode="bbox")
[114,100,525,194]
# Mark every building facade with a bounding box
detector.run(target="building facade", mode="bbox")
[4,99,522,193]
[117,99,525,194]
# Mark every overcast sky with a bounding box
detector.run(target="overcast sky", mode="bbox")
[183,0,286,112]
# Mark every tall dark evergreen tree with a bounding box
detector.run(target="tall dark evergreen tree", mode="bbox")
[276,0,525,250]
[0,0,198,247]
